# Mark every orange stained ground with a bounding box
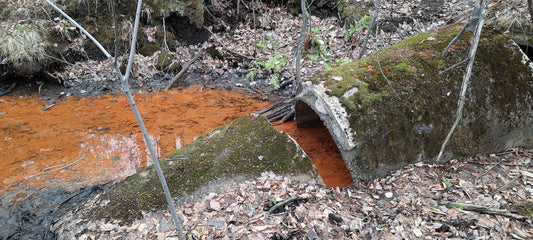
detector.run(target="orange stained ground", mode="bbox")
[0,86,351,194]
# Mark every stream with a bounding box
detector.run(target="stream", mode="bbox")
[0,85,351,239]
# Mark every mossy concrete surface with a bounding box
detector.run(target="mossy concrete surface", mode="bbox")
[89,115,321,224]
[295,24,533,180]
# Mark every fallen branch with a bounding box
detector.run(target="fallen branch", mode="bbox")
[44,0,185,238]
[491,174,521,195]
[442,201,526,219]
[0,82,17,96]
[253,98,295,122]
[39,103,56,112]
[374,23,400,100]
[268,197,304,214]
[14,153,87,185]
[164,47,206,91]
[204,27,253,59]
[438,57,469,75]
[357,0,381,60]
[436,0,489,162]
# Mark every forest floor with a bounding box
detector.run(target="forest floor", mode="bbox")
[1,0,533,239]
[49,1,532,239]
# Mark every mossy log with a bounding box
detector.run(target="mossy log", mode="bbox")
[294,24,533,180]
[88,115,321,224]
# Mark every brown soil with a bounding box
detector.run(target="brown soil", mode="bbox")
[0,86,351,195]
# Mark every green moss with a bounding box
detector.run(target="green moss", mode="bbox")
[305,24,533,178]
[88,115,318,224]
[511,202,533,217]
[492,34,505,40]
[396,62,412,73]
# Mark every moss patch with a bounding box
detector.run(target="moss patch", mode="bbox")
[88,115,319,224]
[510,202,533,217]
[304,24,533,179]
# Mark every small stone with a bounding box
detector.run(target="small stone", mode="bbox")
[413,228,423,237]
[385,192,393,198]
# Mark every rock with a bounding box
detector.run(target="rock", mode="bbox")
[88,115,321,224]
[294,24,533,180]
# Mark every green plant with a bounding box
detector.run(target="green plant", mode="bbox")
[442,178,451,186]
[246,52,288,88]
[343,15,372,40]
[254,41,268,52]
[267,36,282,50]
[453,204,463,210]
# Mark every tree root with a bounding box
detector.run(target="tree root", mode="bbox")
[253,98,295,123]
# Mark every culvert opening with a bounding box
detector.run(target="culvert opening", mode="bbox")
[517,43,533,61]
[274,101,352,188]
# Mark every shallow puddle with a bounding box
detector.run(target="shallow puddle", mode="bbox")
[0,86,351,196]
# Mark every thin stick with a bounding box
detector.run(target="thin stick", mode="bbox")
[436,0,488,163]
[439,57,469,75]
[294,0,309,95]
[442,201,525,219]
[204,27,253,59]
[16,153,87,184]
[374,22,399,99]
[44,0,112,60]
[164,47,206,91]
[43,1,185,238]
[268,197,304,214]
[357,0,381,60]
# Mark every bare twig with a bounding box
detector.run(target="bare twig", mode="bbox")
[294,0,309,95]
[436,0,488,163]
[15,153,87,184]
[0,82,17,96]
[204,27,253,59]
[374,23,399,100]
[164,47,206,91]
[438,57,469,75]
[268,197,304,214]
[473,160,501,191]
[491,174,521,195]
[527,0,533,23]
[442,201,526,219]
[39,103,56,112]
[442,3,483,57]
[357,0,381,60]
[43,1,185,238]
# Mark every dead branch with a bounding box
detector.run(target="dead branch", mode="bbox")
[253,98,295,122]
[491,174,521,195]
[204,27,253,59]
[14,153,87,185]
[442,201,526,219]
[44,1,185,238]
[438,57,469,75]
[39,103,56,112]
[268,197,304,214]
[0,82,17,96]
[294,0,309,94]
[527,0,533,23]
[442,3,483,57]
[357,0,381,60]
[164,47,206,91]
[374,23,400,99]
[436,0,489,162]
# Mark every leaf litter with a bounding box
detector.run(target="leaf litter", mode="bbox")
[52,148,533,239]
[3,0,533,239]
